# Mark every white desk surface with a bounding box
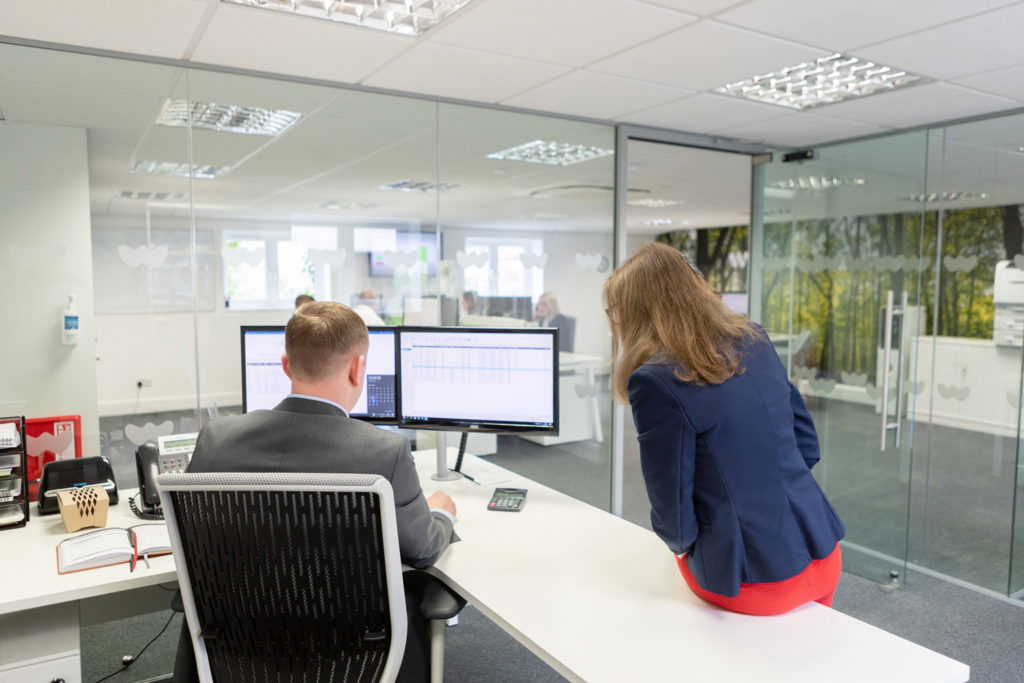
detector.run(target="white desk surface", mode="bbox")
[2,466,970,683]
[418,451,969,683]
[0,490,176,616]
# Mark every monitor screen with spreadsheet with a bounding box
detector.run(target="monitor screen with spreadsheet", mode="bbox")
[240,326,398,424]
[397,327,558,434]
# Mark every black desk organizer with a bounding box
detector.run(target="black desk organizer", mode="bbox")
[0,416,29,530]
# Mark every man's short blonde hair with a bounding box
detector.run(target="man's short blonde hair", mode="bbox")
[285,302,368,382]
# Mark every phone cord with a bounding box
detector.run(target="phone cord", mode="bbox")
[128,493,165,521]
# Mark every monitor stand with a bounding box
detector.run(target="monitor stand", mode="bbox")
[432,431,463,481]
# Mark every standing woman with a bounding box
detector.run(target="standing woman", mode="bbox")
[604,242,845,616]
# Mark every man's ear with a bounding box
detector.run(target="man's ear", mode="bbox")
[281,353,293,380]
[348,353,366,388]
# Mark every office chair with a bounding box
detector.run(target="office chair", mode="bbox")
[559,316,576,353]
[158,472,408,683]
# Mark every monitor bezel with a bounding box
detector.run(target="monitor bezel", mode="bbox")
[396,326,559,435]
[240,324,400,425]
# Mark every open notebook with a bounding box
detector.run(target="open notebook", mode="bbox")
[56,524,172,574]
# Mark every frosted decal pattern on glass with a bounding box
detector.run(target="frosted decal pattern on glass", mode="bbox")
[93,228,215,313]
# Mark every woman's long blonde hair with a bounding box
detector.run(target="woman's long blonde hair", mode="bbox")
[603,242,760,403]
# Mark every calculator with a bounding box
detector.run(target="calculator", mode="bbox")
[488,488,527,512]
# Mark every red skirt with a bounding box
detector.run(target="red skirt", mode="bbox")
[677,543,842,616]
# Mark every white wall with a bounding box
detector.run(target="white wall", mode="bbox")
[0,122,100,455]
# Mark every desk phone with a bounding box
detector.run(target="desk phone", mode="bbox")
[488,488,527,512]
[131,433,197,519]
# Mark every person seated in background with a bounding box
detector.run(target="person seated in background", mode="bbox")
[533,292,567,329]
[353,289,386,326]
[602,242,845,616]
[533,292,574,351]
[461,290,480,315]
[294,293,314,309]
[174,302,458,682]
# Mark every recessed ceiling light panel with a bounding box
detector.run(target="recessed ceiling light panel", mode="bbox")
[320,200,379,210]
[118,190,189,202]
[488,140,614,166]
[156,99,302,137]
[222,0,474,36]
[898,191,989,203]
[715,54,926,110]
[380,179,459,193]
[628,198,683,209]
[132,160,230,180]
[768,176,866,190]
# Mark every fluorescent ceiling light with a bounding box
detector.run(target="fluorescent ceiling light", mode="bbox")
[715,54,926,110]
[640,219,690,228]
[628,198,683,209]
[320,200,378,210]
[132,160,230,180]
[380,179,459,193]
[487,140,614,166]
[898,191,989,202]
[156,99,302,137]
[222,0,474,36]
[118,190,189,202]
[768,176,866,190]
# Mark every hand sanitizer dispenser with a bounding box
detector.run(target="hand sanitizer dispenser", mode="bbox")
[62,294,79,345]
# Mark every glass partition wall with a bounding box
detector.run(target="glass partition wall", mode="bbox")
[0,43,616,531]
[757,116,1024,595]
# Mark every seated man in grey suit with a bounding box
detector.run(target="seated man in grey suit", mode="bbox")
[174,301,457,682]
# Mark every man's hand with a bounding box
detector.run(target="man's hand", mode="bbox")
[427,490,456,517]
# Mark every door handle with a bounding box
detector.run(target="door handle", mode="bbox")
[881,290,894,452]
[894,291,908,447]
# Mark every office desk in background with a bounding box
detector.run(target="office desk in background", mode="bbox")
[420,451,969,683]
[1,459,969,683]
[0,490,176,682]
[521,352,608,447]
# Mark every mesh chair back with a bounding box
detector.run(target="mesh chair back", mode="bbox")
[158,472,405,683]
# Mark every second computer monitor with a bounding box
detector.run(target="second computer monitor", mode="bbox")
[398,327,558,434]
[240,325,398,423]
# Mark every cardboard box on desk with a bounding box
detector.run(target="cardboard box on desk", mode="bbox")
[57,486,109,533]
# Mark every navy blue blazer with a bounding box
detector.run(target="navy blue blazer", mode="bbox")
[628,331,844,597]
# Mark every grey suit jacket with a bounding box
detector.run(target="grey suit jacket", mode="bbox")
[187,396,454,568]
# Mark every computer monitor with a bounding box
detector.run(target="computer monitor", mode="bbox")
[397,327,559,435]
[240,325,399,424]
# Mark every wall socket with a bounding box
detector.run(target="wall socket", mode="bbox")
[136,378,152,388]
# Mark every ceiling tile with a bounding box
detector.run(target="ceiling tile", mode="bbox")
[711,112,886,147]
[589,20,823,91]
[619,93,791,134]
[0,0,210,58]
[857,3,1024,80]
[808,83,1017,129]
[428,0,695,67]
[716,0,1015,52]
[952,63,1024,103]
[363,43,570,103]
[192,4,412,84]
[633,0,748,16]
[502,71,692,120]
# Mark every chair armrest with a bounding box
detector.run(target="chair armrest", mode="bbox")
[420,579,467,620]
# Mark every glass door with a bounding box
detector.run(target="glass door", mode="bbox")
[616,137,753,526]
[759,131,929,586]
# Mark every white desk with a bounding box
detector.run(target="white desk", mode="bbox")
[522,352,608,446]
[420,451,970,683]
[1,464,970,683]
[0,491,177,682]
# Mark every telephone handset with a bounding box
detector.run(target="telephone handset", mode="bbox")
[131,433,196,519]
